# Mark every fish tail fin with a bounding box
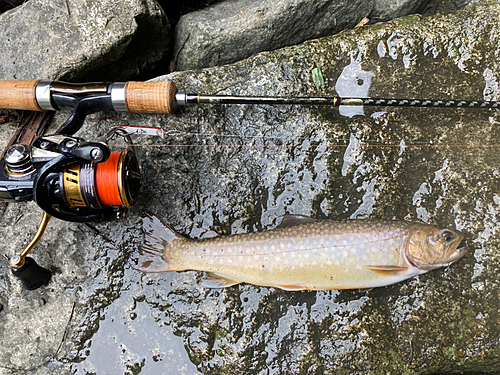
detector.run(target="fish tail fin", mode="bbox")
[132,211,187,273]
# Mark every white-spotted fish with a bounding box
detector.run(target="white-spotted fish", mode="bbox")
[133,213,467,290]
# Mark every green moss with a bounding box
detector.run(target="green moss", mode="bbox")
[280,45,306,59]
[312,66,325,90]
[462,304,475,317]
[370,23,386,32]
[380,349,416,374]
[444,346,457,360]
[388,349,405,367]
[397,15,422,28]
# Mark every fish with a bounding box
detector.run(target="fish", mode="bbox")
[133,213,467,290]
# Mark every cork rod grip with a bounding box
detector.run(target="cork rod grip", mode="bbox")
[0,80,41,111]
[124,81,178,114]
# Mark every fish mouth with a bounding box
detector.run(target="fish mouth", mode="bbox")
[439,243,468,267]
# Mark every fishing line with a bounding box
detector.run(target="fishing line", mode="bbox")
[107,126,500,149]
[110,143,500,149]
[95,152,125,206]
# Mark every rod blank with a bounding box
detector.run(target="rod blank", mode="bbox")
[176,93,500,109]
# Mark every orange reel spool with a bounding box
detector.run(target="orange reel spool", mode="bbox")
[62,149,140,209]
[95,152,125,206]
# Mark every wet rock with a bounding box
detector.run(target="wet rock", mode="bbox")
[173,0,430,71]
[0,0,171,81]
[435,0,488,13]
[1,2,500,374]
[373,0,430,18]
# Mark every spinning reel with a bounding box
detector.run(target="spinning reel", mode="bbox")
[0,82,142,290]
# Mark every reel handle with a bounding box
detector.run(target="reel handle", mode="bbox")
[11,257,51,291]
[10,212,52,290]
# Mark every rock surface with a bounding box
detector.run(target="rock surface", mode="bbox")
[173,0,431,71]
[0,0,171,81]
[1,1,500,375]
[435,0,486,13]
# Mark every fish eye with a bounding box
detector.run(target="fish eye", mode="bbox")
[442,231,454,242]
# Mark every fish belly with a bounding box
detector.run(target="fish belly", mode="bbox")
[173,221,420,289]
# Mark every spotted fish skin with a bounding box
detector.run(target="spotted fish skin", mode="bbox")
[134,213,466,290]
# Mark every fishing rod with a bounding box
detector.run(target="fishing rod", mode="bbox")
[0,79,495,290]
[0,80,499,134]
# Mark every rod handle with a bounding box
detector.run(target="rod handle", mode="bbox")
[0,80,42,111]
[124,81,178,114]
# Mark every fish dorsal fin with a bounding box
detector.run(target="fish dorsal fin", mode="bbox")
[365,265,409,276]
[276,215,319,229]
[132,212,186,273]
[201,272,241,288]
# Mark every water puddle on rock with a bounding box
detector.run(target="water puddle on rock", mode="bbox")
[70,270,201,374]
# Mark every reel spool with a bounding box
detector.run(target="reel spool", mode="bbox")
[62,149,140,209]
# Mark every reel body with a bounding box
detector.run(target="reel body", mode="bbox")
[0,135,141,221]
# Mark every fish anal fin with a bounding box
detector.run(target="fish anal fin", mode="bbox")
[275,284,308,291]
[201,272,241,288]
[366,265,409,276]
[276,215,319,229]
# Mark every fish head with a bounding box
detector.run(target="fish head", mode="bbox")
[406,224,467,271]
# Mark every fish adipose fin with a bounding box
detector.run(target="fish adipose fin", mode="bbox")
[132,212,186,273]
[276,215,319,229]
[365,265,409,276]
[201,272,241,288]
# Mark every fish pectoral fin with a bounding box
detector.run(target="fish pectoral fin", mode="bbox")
[365,265,409,276]
[201,273,241,288]
[276,214,320,229]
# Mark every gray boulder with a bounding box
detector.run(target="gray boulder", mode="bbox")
[434,0,486,12]
[0,0,171,81]
[173,0,430,71]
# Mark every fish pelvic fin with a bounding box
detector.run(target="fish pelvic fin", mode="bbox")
[276,214,320,229]
[275,284,308,291]
[201,272,241,288]
[132,211,188,273]
[365,265,409,276]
